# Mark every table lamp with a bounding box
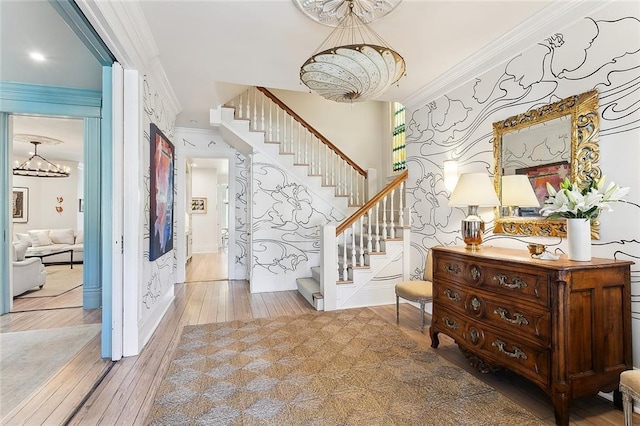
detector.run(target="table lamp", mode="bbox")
[449,172,500,249]
[501,174,540,217]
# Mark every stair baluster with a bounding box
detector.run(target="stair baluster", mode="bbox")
[342,231,348,281]
[351,223,356,269]
[390,188,395,239]
[359,215,365,266]
[367,208,373,254]
[382,196,388,240]
[375,204,381,252]
[399,181,404,228]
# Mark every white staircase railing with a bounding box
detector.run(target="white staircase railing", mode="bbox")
[225,86,368,207]
[321,171,408,310]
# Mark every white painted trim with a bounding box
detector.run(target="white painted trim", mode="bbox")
[402,0,611,109]
[111,62,124,361]
[75,0,181,116]
[122,70,141,357]
[138,287,173,350]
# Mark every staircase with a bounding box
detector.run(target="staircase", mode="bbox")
[221,87,409,311]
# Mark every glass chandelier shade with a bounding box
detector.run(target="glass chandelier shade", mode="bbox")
[13,141,70,178]
[299,0,406,103]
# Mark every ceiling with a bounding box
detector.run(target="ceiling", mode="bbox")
[1,0,554,161]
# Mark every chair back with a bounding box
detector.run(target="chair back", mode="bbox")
[424,249,433,281]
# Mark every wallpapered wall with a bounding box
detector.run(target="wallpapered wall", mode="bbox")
[250,154,347,291]
[405,3,640,365]
[140,74,177,318]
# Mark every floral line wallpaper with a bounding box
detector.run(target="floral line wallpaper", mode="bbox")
[406,6,640,353]
[251,159,345,279]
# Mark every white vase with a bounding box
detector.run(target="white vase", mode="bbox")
[566,218,591,261]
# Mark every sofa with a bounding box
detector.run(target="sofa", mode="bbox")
[15,228,84,265]
[12,241,46,297]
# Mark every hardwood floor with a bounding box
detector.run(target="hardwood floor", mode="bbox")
[2,253,635,425]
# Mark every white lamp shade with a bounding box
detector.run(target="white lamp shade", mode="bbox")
[449,173,500,207]
[501,175,540,207]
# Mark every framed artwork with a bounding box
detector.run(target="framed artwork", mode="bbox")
[516,161,571,215]
[191,197,207,214]
[12,187,28,223]
[149,123,175,261]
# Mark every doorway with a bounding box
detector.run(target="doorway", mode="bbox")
[186,157,230,282]
[10,115,85,313]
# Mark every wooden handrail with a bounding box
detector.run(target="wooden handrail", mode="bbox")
[336,170,408,235]
[256,86,367,177]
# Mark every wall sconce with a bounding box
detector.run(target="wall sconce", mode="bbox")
[501,175,540,217]
[443,160,459,191]
[449,173,500,250]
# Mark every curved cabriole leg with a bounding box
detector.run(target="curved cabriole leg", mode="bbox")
[430,328,440,348]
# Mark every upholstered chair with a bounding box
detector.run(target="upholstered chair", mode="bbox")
[12,241,46,297]
[620,369,640,426]
[395,249,433,332]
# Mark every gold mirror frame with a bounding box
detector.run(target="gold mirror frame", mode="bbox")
[493,90,601,238]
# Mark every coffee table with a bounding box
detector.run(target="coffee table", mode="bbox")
[25,248,74,269]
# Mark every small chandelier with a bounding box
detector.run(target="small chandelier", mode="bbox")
[299,0,406,103]
[13,141,70,178]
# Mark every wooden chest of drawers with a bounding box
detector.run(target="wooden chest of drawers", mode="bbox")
[429,246,633,426]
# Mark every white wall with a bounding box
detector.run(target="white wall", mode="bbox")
[405,2,640,367]
[12,158,81,234]
[192,167,219,253]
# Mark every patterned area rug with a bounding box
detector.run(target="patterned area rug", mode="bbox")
[147,309,543,425]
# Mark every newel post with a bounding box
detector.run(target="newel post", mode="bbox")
[321,225,337,311]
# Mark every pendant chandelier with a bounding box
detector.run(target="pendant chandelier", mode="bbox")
[298,0,406,103]
[13,141,70,178]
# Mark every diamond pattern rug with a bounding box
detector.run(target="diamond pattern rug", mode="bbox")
[146,308,543,425]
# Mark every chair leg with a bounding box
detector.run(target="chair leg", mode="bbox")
[396,296,399,324]
[622,390,632,426]
[419,301,425,333]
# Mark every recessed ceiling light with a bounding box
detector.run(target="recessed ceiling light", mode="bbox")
[29,52,46,62]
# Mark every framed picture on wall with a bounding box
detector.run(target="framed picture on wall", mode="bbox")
[191,197,207,214]
[149,123,175,261]
[12,187,28,223]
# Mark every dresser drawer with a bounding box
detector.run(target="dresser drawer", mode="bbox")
[434,306,550,389]
[463,290,550,348]
[434,252,549,307]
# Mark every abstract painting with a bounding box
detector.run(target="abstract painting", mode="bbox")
[149,123,174,261]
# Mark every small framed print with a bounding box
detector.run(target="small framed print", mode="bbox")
[191,197,207,214]
[12,187,28,223]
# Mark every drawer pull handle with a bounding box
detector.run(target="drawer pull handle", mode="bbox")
[492,339,527,360]
[493,307,529,326]
[445,263,461,275]
[443,317,458,330]
[444,289,461,302]
[493,274,528,290]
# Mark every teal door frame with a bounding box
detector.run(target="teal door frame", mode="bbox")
[0,82,103,309]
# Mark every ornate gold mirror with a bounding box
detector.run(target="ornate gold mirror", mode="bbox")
[493,90,601,238]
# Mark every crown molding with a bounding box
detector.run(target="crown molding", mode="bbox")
[75,0,181,116]
[402,0,612,110]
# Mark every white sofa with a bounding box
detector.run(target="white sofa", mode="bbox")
[15,228,84,265]
[12,241,46,297]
